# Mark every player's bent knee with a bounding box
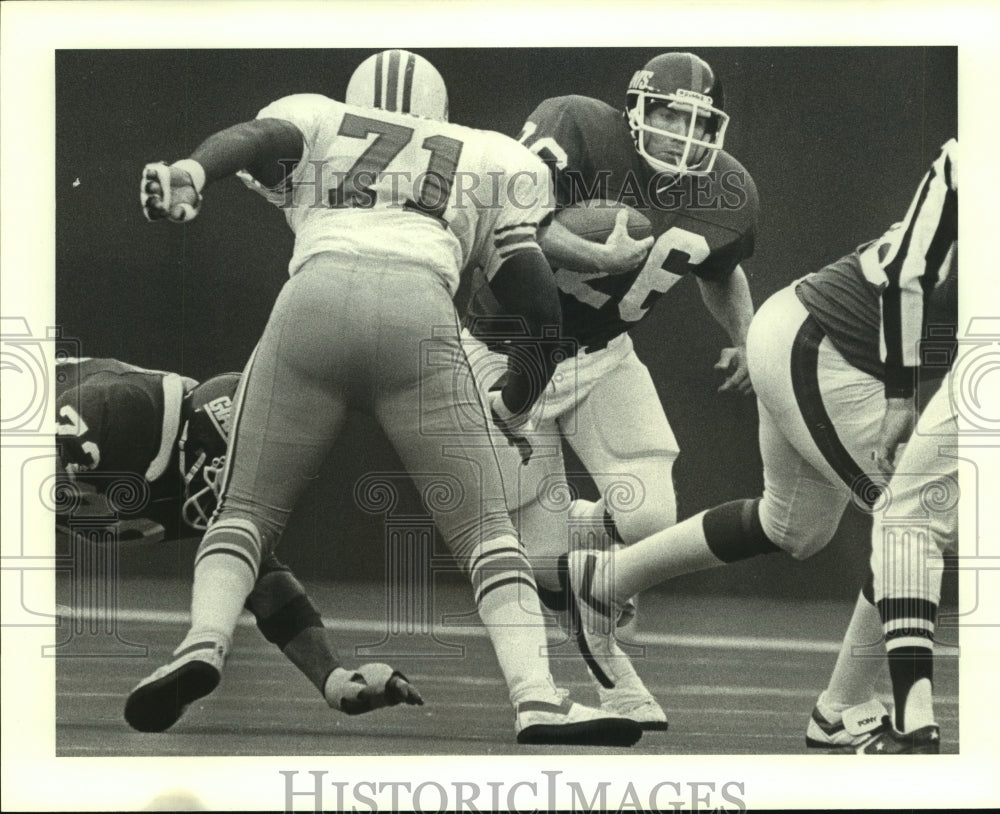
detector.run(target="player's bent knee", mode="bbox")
[703,498,781,563]
[758,509,835,560]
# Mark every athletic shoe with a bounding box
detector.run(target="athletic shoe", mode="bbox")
[805,698,888,752]
[515,696,642,746]
[124,637,227,732]
[564,550,631,685]
[857,718,941,754]
[600,690,669,731]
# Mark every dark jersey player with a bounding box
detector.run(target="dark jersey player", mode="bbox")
[464,52,758,728]
[56,357,422,719]
[564,140,958,754]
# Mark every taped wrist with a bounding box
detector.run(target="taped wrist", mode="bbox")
[171,158,207,194]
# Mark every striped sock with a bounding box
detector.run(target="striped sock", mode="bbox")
[469,536,556,706]
[187,519,261,644]
[878,595,938,732]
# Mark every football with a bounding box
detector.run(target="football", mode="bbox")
[554,199,653,243]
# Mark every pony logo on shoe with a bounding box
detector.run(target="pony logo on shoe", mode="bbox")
[805,699,888,751]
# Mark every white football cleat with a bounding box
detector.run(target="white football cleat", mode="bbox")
[515,696,642,746]
[565,551,666,730]
[599,685,669,731]
[805,698,889,752]
[124,637,227,732]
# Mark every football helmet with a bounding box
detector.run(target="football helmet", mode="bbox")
[346,49,449,122]
[626,52,729,175]
[178,372,241,531]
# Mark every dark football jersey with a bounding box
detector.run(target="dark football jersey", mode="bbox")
[797,140,957,394]
[795,255,884,380]
[497,94,759,350]
[55,358,191,486]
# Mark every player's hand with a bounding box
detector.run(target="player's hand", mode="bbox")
[140,162,202,223]
[488,389,534,465]
[714,346,753,395]
[873,397,916,475]
[597,209,654,276]
[325,664,424,714]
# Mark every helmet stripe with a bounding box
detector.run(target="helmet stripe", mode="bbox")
[385,48,401,111]
[690,54,702,94]
[401,51,416,114]
[373,51,384,108]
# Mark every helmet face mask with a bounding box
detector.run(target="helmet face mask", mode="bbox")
[178,373,241,531]
[345,49,449,122]
[626,53,729,176]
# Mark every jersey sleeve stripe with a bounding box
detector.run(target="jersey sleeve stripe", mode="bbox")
[497,244,544,260]
[494,220,541,235]
[494,231,536,249]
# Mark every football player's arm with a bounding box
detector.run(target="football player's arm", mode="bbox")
[696,265,754,394]
[246,556,423,712]
[873,139,957,474]
[141,118,304,222]
[540,211,652,276]
[487,246,564,417]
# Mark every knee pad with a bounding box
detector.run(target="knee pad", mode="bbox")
[703,499,780,563]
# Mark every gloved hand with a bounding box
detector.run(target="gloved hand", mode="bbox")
[324,663,424,714]
[140,160,204,223]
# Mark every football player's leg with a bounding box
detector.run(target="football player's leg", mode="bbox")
[374,298,639,745]
[461,328,572,608]
[807,576,889,751]
[125,267,350,732]
[375,325,556,707]
[872,384,958,737]
[566,349,679,545]
[185,274,350,655]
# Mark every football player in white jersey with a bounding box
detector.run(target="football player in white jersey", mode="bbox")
[564,139,958,753]
[125,51,641,747]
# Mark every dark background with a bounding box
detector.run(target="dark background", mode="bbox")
[55,47,957,599]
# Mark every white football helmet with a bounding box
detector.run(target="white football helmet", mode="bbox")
[626,52,729,175]
[346,49,449,122]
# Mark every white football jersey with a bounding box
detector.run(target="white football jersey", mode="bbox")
[239,94,553,295]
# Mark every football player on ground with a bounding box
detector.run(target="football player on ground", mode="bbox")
[124,51,642,747]
[464,52,758,728]
[564,139,958,754]
[56,357,423,720]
